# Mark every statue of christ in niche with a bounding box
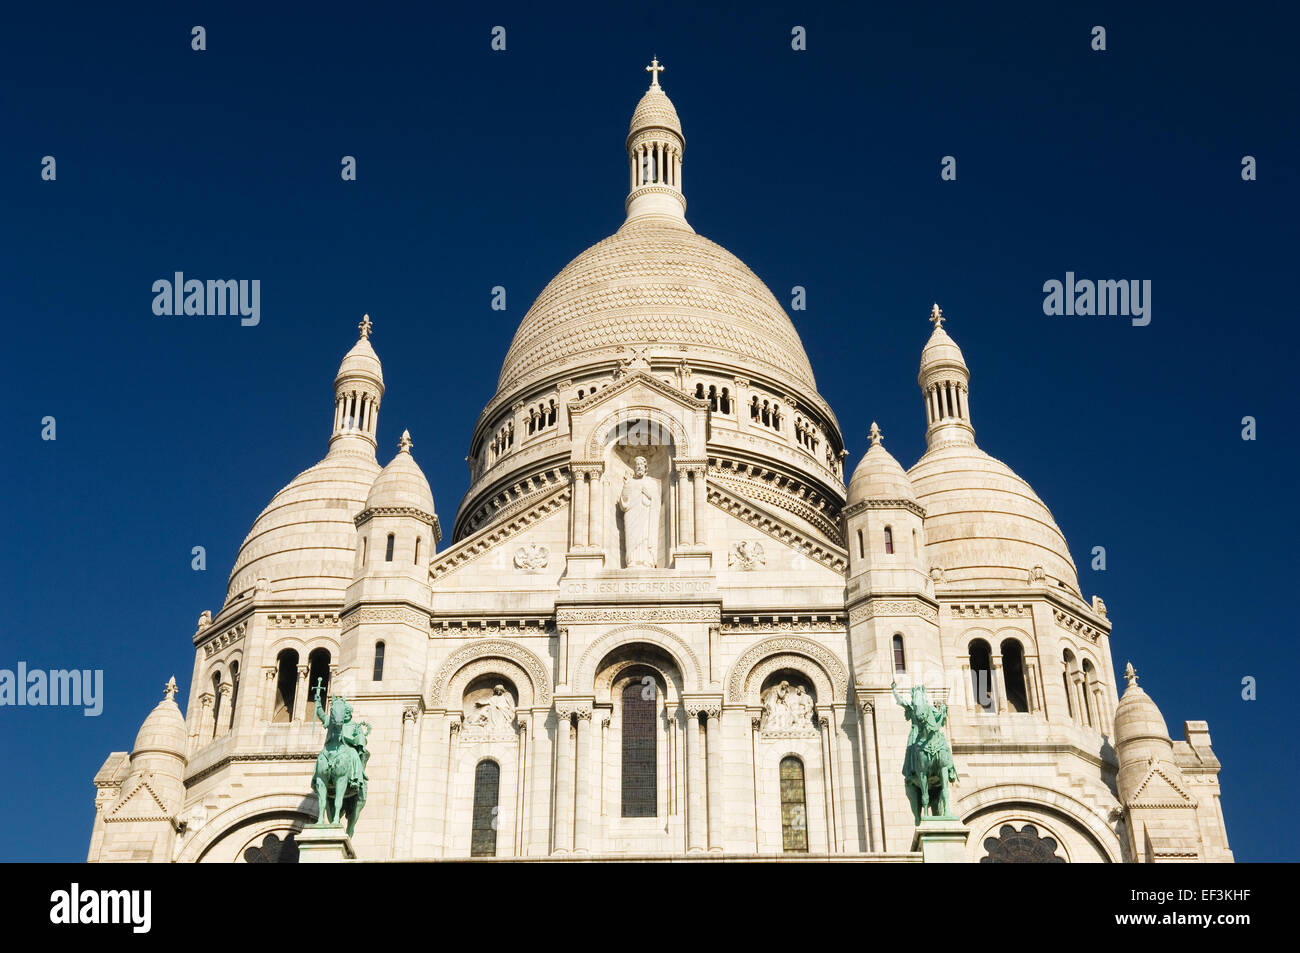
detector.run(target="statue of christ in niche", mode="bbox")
[618,455,660,568]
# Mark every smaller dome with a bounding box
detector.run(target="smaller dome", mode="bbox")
[919,326,967,377]
[336,335,383,387]
[366,430,435,516]
[132,683,187,760]
[628,84,683,143]
[1114,663,1171,750]
[847,423,917,506]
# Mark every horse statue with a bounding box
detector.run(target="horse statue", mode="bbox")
[310,680,371,838]
[892,681,959,823]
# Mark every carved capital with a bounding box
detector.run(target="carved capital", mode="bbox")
[402,707,420,724]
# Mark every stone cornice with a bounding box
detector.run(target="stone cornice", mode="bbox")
[842,498,926,520]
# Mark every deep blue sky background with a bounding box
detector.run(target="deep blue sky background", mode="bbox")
[1,1,1295,861]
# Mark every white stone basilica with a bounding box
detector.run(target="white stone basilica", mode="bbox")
[89,63,1232,863]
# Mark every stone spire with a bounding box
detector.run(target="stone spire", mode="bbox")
[918,303,975,450]
[625,58,688,226]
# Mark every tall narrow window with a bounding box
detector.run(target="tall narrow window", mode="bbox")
[413,537,421,564]
[1001,639,1029,712]
[857,529,864,559]
[385,533,395,562]
[229,661,240,723]
[884,526,894,554]
[1081,660,1096,727]
[1062,650,1076,720]
[970,640,995,712]
[308,648,331,705]
[621,679,657,817]
[470,759,501,857]
[892,635,907,674]
[210,672,223,739]
[372,641,385,682]
[273,649,298,723]
[779,756,809,852]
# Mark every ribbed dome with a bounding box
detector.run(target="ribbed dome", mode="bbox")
[132,695,186,759]
[628,85,683,142]
[226,450,381,603]
[909,443,1079,592]
[919,325,967,374]
[847,427,916,506]
[336,335,383,386]
[1114,666,1171,749]
[496,218,818,395]
[366,432,435,516]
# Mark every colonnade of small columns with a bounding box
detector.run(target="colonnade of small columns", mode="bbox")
[924,379,968,426]
[629,138,681,191]
[333,388,380,440]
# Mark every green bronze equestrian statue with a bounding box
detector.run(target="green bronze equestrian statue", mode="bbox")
[892,681,959,823]
[310,679,371,838]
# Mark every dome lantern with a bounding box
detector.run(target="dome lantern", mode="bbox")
[919,304,975,451]
[625,58,688,226]
[330,314,385,455]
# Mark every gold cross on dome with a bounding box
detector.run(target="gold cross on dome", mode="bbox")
[646,57,664,87]
[358,313,373,339]
[929,303,944,329]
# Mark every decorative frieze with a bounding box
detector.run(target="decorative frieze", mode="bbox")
[722,613,844,634]
[1053,608,1103,643]
[201,621,248,657]
[848,599,938,625]
[557,605,721,626]
[265,612,340,629]
[341,605,429,634]
[950,602,1030,620]
[434,618,552,638]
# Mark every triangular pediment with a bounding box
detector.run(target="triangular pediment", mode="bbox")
[1128,763,1196,808]
[109,777,171,818]
[567,370,707,415]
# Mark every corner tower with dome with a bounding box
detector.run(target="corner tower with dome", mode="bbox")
[88,63,1232,864]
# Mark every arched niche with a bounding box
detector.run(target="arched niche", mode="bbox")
[429,639,552,711]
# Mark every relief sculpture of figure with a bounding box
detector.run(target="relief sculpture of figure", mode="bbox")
[467,683,516,732]
[618,455,660,568]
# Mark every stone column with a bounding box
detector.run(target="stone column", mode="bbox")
[573,708,593,853]
[819,715,837,851]
[589,472,604,553]
[216,681,234,737]
[676,466,691,548]
[684,707,705,851]
[860,700,884,852]
[262,666,277,723]
[293,664,310,722]
[527,708,551,856]
[991,655,1007,713]
[513,719,528,857]
[691,467,706,545]
[394,707,420,859]
[704,706,723,851]
[195,693,214,748]
[553,708,573,853]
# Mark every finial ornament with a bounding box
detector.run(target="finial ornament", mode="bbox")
[1124,662,1138,688]
[929,303,945,329]
[868,422,882,446]
[164,676,179,702]
[646,57,664,87]
[399,429,413,453]
[358,314,373,340]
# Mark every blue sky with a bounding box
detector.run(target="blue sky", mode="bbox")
[1,1,1295,861]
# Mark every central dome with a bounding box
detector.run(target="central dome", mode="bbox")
[496,217,819,395]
